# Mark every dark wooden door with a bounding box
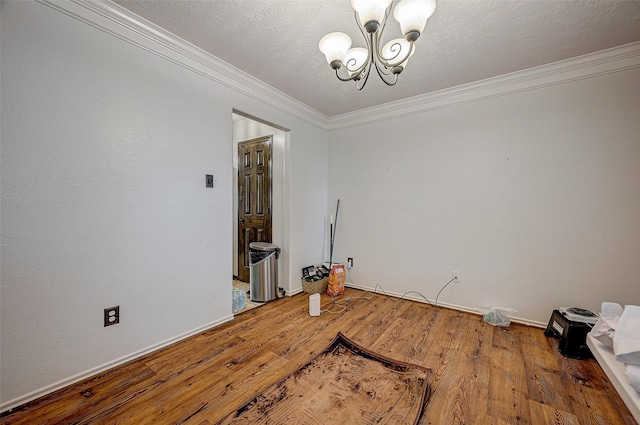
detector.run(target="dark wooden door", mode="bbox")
[237,136,272,282]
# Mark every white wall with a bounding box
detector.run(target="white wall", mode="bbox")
[328,68,640,324]
[0,1,327,408]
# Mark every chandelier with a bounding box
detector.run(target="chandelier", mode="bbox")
[318,0,436,90]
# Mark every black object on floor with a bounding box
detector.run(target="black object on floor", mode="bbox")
[544,309,593,359]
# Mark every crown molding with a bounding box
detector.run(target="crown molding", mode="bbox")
[327,41,640,131]
[34,1,640,133]
[36,0,331,130]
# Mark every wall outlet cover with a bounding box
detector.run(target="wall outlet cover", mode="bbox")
[104,306,120,327]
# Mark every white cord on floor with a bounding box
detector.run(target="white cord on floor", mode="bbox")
[320,269,455,313]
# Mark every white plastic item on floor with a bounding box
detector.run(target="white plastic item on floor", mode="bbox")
[309,293,320,317]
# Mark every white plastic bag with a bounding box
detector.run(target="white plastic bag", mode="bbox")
[591,302,623,349]
[613,304,640,365]
[478,307,517,327]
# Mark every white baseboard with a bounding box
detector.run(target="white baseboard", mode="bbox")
[344,282,546,328]
[286,286,304,296]
[0,315,234,414]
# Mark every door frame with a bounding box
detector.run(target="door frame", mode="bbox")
[232,111,291,293]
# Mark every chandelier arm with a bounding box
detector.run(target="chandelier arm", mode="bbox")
[344,52,369,80]
[369,30,392,77]
[361,27,396,76]
[349,64,369,80]
[379,2,391,34]
[355,60,372,90]
[375,62,393,77]
[329,10,372,82]
[373,59,399,86]
[369,2,411,69]
[334,67,358,82]
[333,62,371,88]
[334,59,370,82]
[355,74,367,90]
[375,39,415,68]
[355,11,369,46]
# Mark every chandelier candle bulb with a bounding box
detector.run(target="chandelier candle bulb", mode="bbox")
[351,0,393,31]
[319,0,436,90]
[393,0,436,39]
[319,32,352,68]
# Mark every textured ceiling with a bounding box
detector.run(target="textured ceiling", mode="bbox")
[113,0,640,117]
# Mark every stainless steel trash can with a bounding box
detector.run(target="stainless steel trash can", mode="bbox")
[249,242,280,302]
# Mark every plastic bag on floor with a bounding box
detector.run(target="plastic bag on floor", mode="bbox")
[478,307,517,327]
[591,302,623,349]
[232,287,246,312]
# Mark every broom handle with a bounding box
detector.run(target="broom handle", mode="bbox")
[329,223,333,268]
[328,200,340,267]
[333,200,340,244]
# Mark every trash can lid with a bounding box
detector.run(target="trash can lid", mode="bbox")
[249,242,279,251]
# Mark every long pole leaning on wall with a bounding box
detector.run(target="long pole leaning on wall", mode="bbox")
[328,199,340,267]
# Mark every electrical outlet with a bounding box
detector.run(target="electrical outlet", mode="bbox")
[452,271,462,283]
[104,306,120,327]
[347,257,353,269]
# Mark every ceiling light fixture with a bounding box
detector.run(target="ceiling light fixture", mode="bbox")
[319,0,436,90]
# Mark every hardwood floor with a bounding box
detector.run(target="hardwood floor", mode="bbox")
[1,288,636,424]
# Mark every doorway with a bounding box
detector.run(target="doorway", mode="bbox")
[237,135,272,282]
[232,111,289,313]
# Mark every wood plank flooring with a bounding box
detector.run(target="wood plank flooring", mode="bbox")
[1,288,636,424]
